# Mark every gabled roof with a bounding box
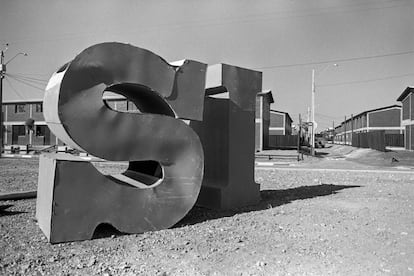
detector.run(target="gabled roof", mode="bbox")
[397,86,414,101]
[257,90,274,104]
[270,109,293,123]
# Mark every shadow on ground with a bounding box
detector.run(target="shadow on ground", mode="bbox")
[298,146,330,158]
[91,184,360,239]
[177,183,360,227]
[92,223,124,239]
[0,204,26,217]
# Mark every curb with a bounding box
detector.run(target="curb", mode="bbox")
[1,154,36,159]
[255,161,296,166]
[0,190,37,201]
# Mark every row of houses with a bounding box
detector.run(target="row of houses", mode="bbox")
[1,90,293,152]
[397,86,414,150]
[332,86,414,151]
[6,87,413,153]
[333,104,403,144]
[1,99,56,146]
[255,90,293,151]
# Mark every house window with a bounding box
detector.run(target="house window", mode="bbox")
[36,125,46,137]
[35,103,43,113]
[15,104,26,113]
[15,125,26,136]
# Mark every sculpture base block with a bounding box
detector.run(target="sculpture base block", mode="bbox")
[192,92,261,210]
[36,153,200,243]
[196,181,260,210]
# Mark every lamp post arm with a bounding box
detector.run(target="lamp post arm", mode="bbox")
[5,52,28,65]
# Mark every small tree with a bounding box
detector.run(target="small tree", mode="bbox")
[25,118,35,138]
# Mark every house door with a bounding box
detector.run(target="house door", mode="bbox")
[12,125,27,145]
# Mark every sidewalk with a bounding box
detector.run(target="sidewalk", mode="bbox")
[256,144,414,172]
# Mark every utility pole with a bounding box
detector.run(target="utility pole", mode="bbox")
[311,69,315,156]
[332,120,335,144]
[309,64,338,154]
[344,115,347,145]
[307,106,310,148]
[351,114,354,146]
[297,114,302,161]
[0,47,5,154]
[0,44,27,156]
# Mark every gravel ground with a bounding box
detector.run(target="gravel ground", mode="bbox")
[0,158,38,193]
[1,152,414,275]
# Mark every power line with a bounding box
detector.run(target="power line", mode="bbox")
[3,0,410,46]
[255,50,414,70]
[7,75,45,91]
[6,72,48,85]
[319,72,414,87]
[5,78,24,99]
[6,74,48,86]
[315,112,343,120]
[314,115,338,121]
[315,118,339,126]
[8,72,50,77]
[167,0,409,32]
[7,73,48,83]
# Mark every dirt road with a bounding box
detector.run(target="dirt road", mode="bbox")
[1,148,414,275]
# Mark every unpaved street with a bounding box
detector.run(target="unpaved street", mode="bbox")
[1,148,414,275]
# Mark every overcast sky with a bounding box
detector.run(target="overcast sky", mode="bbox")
[1,0,413,130]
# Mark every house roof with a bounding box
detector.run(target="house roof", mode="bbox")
[3,93,127,104]
[270,109,293,123]
[3,98,43,104]
[5,90,274,104]
[257,90,274,104]
[357,104,401,117]
[396,86,414,102]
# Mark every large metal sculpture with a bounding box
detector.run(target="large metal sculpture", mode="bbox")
[36,43,207,243]
[193,64,262,209]
[36,42,263,243]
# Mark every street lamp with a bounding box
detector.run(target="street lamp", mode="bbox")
[310,63,338,156]
[0,44,28,154]
[5,52,28,65]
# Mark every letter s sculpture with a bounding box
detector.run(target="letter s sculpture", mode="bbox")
[36,42,207,243]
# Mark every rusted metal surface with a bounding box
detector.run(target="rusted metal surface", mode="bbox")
[38,42,207,243]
